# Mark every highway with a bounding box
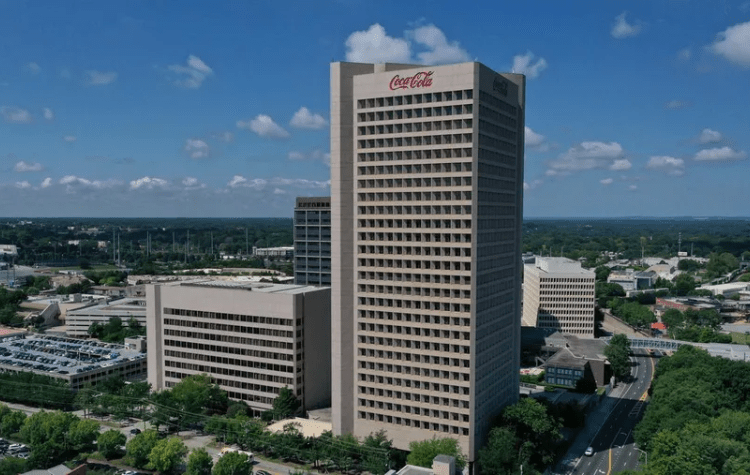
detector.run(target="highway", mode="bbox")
[571,349,657,475]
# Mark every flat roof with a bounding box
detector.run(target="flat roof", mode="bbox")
[67,298,146,317]
[175,279,327,295]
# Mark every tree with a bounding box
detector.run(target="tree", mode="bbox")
[98,429,127,459]
[362,430,393,475]
[605,334,631,379]
[168,374,228,428]
[407,438,465,470]
[126,429,160,469]
[595,265,611,282]
[662,309,684,331]
[187,448,214,475]
[0,457,27,475]
[477,427,530,475]
[212,451,252,475]
[67,418,100,451]
[271,386,301,419]
[0,409,26,437]
[673,274,697,296]
[500,399,562,467]
[148,437,188,473]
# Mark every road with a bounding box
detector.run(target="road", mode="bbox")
[571,349,657,475]
[0,265,35,286]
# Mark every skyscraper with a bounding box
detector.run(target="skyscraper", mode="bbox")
[294,196,332,286]
[331,62,525,461]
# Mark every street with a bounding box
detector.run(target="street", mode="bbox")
[571,349,657,475]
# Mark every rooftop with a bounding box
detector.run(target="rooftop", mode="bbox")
[174,279,327,294]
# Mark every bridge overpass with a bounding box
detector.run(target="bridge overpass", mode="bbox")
[602,335,750,362]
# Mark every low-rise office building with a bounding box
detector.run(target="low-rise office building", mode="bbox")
[147,280,331,416]
[65,298,146,338]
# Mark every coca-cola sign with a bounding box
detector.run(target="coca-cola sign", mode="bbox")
[389,71,434,91]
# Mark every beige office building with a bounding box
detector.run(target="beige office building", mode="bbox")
[331,61,525,461]
[147,280,331,415]
[522,257,595,337]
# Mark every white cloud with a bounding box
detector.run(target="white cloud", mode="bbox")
[548,141,625,172]
[168,55,214,89]
[699,128,722,144]
[129,176,169,190]
[523,179,543,191]
[43,108,54,120]
[600,178,614,185]
[647,156,685,176]
[610,159,632,171]
[344,23,470,65]
[182,177,205,188]
[84,70,118,86]
[711,21,750,67]
[269,177,330,188]
[59,175,122,190]
[227,175,268,189]
[665,100,689,110]
[525,126,548,151]
[26,62,41,74]
[184,138,210,159]
[237,115,290,139]
[611,12,642,39]
[1,106,32,123]
[694,146,747,161]
[40,177,52,188]
[345,23,412,63]
[14,161,43,172]
[290,107,328,130]
[15,181,31,189]
[63,135,77,142]
[677,48,692,61]
[545,169,558,177]
[273,188,286,195]
[288,149,330,166]
[512,51,548,79]
[410,24,471,65]
[628,184,638,191]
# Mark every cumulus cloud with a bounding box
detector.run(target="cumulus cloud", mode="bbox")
[288,149,330,166]
[129,176,169,190]
[84,70,118,85]
[699,128,722,144]
[237,115,290,139]
[14,161,43,172]
[628,184,638,191]
[226,175,329,190]
[182,177,205,189]
[512,51,548,79]
[40,177,52,188]
[694,146,747,161]
[611,12,642,39]
[60,175,122,190]
[600,178,614,185]
[525,126,548,151]
[227,175,267,189]
[168,55,214,88]
[1,106,32,123]
[290,107,328,129]
[273,188,286,195]
[15,181,31,189]
[410,24,471,65]
[43,108,54,120]
[26,62,41,74]
[711,21,750,67]
[523,179,543,191]
[665,100,689,110]
[63,135,77,142]
[548,141,626,172]
[344,23,469,65]
[647,156,685,176]
[184,138,210,159]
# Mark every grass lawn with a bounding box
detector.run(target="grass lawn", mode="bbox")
[731,332,750,345]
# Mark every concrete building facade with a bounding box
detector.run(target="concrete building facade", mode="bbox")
[294,197,332,286]
[65,298,146,338]
[331,61,525,461]
[147,280,331,415]
[522,257,596,337]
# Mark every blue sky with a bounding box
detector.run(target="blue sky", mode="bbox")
[1,1,749,218]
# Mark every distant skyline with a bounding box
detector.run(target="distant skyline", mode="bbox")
[1,1,749,217]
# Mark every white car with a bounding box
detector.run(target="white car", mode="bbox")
[585,446,594,456]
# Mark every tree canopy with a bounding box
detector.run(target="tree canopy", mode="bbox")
[407,438,466,470]
[605,333,631,379]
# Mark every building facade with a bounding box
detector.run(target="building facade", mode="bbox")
[294,197,332,286]
[146,280,331,415]
[331,61,525,461]
[522,257,596,337]
[65,298,146,338]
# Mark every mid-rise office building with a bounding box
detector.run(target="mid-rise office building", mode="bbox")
[522,257,595,336]
[147,280,331,415]
[294,197,332,286]
[331,61,525,461]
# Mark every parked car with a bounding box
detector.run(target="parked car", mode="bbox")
[129,428,141,435]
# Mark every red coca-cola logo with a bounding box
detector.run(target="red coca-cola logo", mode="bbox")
[389,71,434,91]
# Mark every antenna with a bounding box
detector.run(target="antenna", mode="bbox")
[678,232,682,256]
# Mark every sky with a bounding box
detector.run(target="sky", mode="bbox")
[1,1,749,218]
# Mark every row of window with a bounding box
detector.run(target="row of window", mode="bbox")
[358,119,472,136]
[357,310,471,327]
[358,133,473,149]
[478,91,517,115]
[358,322,470,340]
[357,90,473,109]
[358,410,469,435]
[164,308,294,327]
[358,176,472,189]
[357,105,473,123]
[164,318,295,339]
[359,399,470,424]
[358,372,470,395]
[357,148,473,162]
[358,272,471,286]
[358,162,471,175]
[357,190,472,202]
[358,243,471,258]
[357,259,471,273]
[359,336,471,354]
[163,350,295,378]
[164,328,295,350]
[357,206,472,217]
[163,335,295,361]
[164,370,279,406]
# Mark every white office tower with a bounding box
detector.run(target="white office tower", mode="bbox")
[331,61,525,462]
